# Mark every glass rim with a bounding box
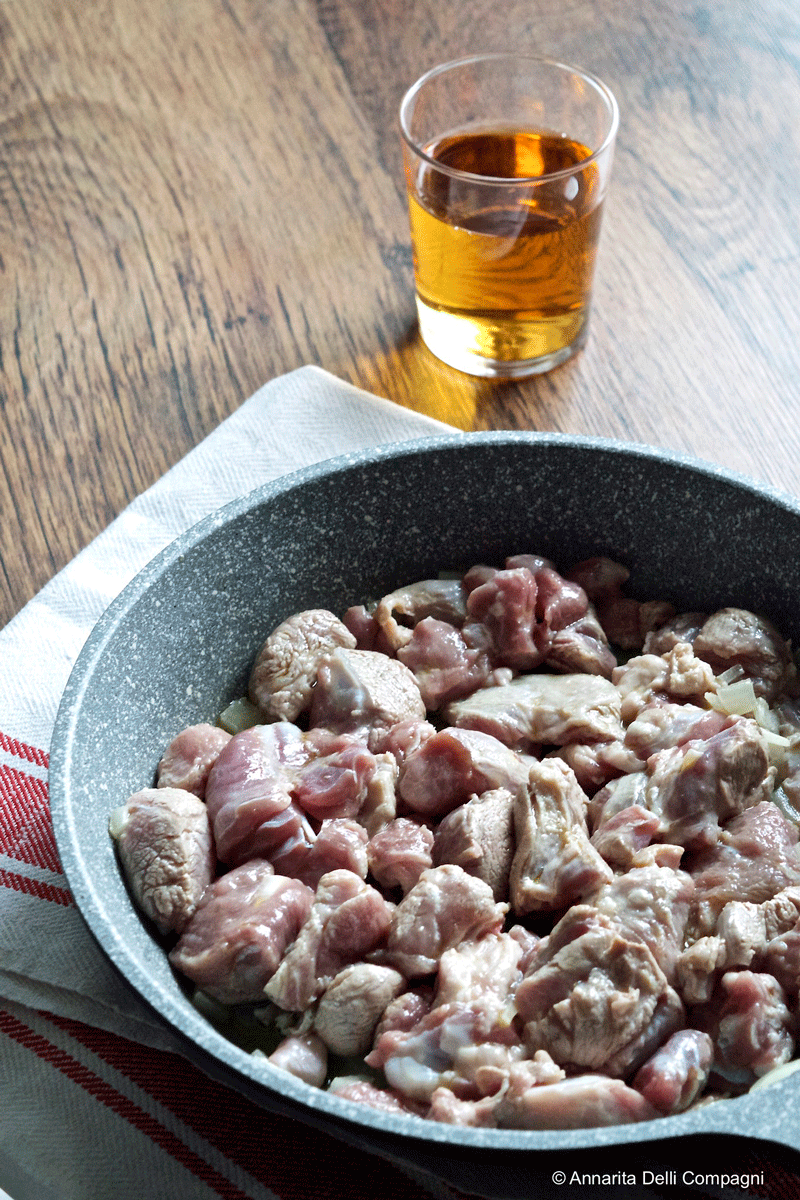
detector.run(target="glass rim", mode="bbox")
[398,52,620,186]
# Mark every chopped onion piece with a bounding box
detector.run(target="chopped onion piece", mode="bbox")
[750,1058,800,1091]
[717,665,746,685]
[218,696,262,734]
[772,786,800,826]
[715,678,758,716]
[754,697,780,733]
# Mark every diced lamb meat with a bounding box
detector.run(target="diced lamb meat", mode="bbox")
[382,718,437,766]
[328,1078,424,1116]
[693,607,797,703]
[396,618,494,708]
[368,817,434,894]
[398,728,529,818]
[612,642,718,723]
[624,701,729,761]
[631,1029,714,1115]
[510,760,613,914]
[643,717,774,851]
[433,787,515,902]
[156,723,232,797]
[588,770,649,830]
[358,752,398,838]
[368,999,528,1102]
[588,864,694,983]
[205,723,313,868]
[373,987,434,1044]
[109,787,215,935]
[249,609,356,720]
[535,572,617,678]
[374,578,468,651]
[264,870,394,1011]
[515,918,684,1078]
[712,889,800,973]
[555,738,645,796]
[589,805,663,869]
[492,1070,659,1130]
[676,936,727,1005]
[293,731,377,822]
[383,865,508,978]
[309,648,426,752]
[295,818,368,890]
[434,932,523,1010]
[466,567,541,669]
[566,556,675,653]
[446,673,623,751]
[313,963,405,1056]
[703,971,795,1081]
[268,1032,328,1088]
[688,801,800,937]
[643,612,708,655]
[169,861,313,1004]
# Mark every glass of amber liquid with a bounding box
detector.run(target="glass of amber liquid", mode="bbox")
[399,54,619,378]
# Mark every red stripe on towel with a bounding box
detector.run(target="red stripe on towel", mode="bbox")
[0,763,60,871]
[0,867,72,905]
[0,730,49,768]
[47,1014,445,1200]
[0,1008,255,1200]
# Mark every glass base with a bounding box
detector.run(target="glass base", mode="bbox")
[416,297,589,379]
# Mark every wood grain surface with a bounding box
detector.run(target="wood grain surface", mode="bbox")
[2,0,800,629]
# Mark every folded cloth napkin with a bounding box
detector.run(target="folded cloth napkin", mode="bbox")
[2,367,799,1200]
[0,367,461,1200]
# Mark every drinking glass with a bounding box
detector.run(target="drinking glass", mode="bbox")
[399,54,619,378]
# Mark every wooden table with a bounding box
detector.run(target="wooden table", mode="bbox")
[2,0,800,631]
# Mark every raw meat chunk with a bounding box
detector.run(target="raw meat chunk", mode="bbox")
[110,787,214,934]
[707,971,795,1080]
[433,787,515,901]
[156,723,232,797]
[693,607,797,703]
[249,609,356,720]
[205,723,312,868]
[632,1029,713,1115]
[310,648,425,751]
[374,578,468,651]
[510,759,613,914]
[169,861,313,1004]
[397,617,494,707]
[264,870,393,1011]
[314,963,405,1056]
[268,1033,328,1088]
[384,865,508,978]
[398,727,529,818]
[493,1070,659,1130]
[446,673,623,750]
[368,818,434,894]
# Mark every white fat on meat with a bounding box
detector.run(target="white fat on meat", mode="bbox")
[445,673,623,751]
[510,759,613,915]
[612,641,718,722]
[687,801,800,937]
[554,738,646,796]
[398,727,529,819]
[268,1032,328,1088]
[588,863,694,983]
[168,860,313,1004]
[205,723,313,868]
[109,787,215,935]
[716,888,800,970]
[313,963,405,1056]
[434,932,524,1011]
[367,817,434,894]
[383,864,508,978]
[433,787,515,902]
[309,647,426,751]
[249,609,357,721]
[156,723,232,797]
[623,701,728,761]
[264,869,393,1011]
[373,578,468,651]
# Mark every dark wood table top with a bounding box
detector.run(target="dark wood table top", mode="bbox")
[2,0,800,630]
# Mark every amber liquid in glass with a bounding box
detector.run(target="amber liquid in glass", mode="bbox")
[407,127,604,373]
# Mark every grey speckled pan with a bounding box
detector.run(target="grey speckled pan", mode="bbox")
[50,433,800,1195]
